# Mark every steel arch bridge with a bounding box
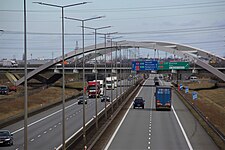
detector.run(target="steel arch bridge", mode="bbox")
[15,41,225,86]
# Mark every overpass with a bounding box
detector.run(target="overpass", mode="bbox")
[14,41,225,86]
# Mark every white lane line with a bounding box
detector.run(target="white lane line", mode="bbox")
[38,135,41,138]
[12,101,78,134]
[56,117,95,150]
[148,79,154,149]
[172,106,193,150]
[44,131,47,134]
[30,139,34,142]
[104,80,147,150]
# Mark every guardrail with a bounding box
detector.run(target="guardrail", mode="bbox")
[61,79,144,150]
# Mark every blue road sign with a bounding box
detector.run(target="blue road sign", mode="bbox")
[185,86,189,93]
[192,91,198,100]
[179,84,183,90]
[132,61,158,71]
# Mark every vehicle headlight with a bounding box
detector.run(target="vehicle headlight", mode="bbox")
[5,138,10,141]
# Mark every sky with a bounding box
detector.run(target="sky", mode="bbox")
[0,0,225,60]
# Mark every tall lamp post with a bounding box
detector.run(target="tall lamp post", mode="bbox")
[64,16,104,148]
[23,1,28,149]
[98,32,117,120]
[106,36,122,113]
[83,25,111,130]
[33,2,88,150]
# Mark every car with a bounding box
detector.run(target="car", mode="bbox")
[9,86,17,92]
[0,130,13,146]
[190,76,198,82]
[77,96,87,105]
[133,97,145,109]
[0,85,9,95]
[101,96,110,102]
[154,77,159,86]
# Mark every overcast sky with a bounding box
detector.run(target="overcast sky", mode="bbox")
[1,0,225,60]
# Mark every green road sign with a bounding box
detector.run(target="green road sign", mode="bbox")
[158,61,189,70]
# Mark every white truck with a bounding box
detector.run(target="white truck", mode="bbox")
[112,76,117,88]
[3,60,18,67]
[106,77,115,90]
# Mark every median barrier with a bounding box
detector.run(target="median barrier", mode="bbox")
[64,78,144,150]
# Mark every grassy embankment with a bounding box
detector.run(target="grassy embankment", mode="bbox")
[0,81,83,121]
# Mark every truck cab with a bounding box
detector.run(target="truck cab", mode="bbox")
[87,81,101,98]
[155,86,172,111]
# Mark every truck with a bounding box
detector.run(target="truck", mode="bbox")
[106,77,115,90]
[3,60,18,67]
[112,76,117,88]
[94,80,104,96]
[87,81,101,98]
[155,86,172,111]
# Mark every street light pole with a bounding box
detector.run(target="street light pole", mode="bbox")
[33,2,88,150]
[83,25,111,130]
[23,1,28,149]
[64,16,104,148]
[98,32,118,120]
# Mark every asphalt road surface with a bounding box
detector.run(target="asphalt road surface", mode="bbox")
[0,78,133,150]
[106,74,218,150]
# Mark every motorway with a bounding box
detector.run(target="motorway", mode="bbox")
[106,75,218,150]
[1,79,133,150]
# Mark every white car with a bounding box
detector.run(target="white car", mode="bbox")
[190,76,198,82]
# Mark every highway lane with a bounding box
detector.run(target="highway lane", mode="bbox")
[0,78,133,149]
[106,74,218,150]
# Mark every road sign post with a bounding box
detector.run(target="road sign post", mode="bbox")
[192,91,198,100]
[185,86,189,93]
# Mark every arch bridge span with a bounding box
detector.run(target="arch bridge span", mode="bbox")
[15,41,225,86]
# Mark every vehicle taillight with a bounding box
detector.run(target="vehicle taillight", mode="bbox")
[156,100,160,103]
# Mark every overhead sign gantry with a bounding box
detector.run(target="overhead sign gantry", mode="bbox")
[132,60,189,71]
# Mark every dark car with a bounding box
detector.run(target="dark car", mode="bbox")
[77,96,87,105]
[0,86,9,95]
[101,96,110,102]
[0,130,13,146]
[154,77,159,86]
[133,97,145,109]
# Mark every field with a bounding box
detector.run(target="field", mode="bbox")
[0,82,82,122]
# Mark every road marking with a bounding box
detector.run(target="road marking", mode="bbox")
[31,139,34,142]
[12,101,78,134]
[49,128,52,131]
[38,135,41,138]
[104,80,147,150]
[148,80,154,150]
[172,106,193,150]
[44,131,47,134]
